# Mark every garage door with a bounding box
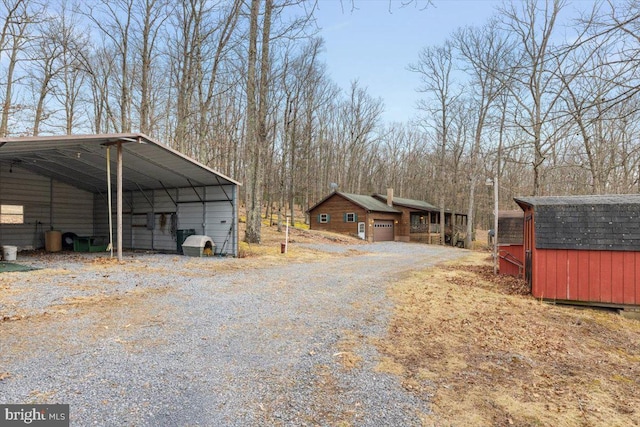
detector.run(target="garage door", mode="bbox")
[373,220,394,241]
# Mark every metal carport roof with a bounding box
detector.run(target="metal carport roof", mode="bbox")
[0,133,241,193]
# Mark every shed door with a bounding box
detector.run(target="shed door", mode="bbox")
[373,220,394,241]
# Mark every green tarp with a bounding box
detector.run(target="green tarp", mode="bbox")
[0,262,37,273]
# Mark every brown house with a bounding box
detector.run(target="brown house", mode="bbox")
[372,192,467,245]
[308,189,468,245]
[307,191,401,242]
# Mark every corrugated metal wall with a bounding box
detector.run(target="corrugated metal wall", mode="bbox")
[93,184,237,255]
[2,165,237,256]
[0,165,93,249]
[177,185,236,255]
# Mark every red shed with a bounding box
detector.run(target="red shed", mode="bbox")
[497,210,524,277]
[515,195,640,309]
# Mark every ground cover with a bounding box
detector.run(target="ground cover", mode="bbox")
[376,252,640,426]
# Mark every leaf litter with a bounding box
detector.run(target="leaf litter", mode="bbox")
[376,251,640,426]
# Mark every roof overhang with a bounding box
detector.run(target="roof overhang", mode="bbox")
[0,133,241,193]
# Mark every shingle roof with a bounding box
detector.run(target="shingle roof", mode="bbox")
[515,194,640,251]
[498,212,524,245]
[373,194,438,211]
[339,192,401,213]
[515,194,640,206]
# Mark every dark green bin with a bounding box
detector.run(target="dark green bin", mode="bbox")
[177,229,196,254]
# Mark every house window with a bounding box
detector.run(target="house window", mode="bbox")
[344,213,357,222]
[318,213,330,223]
[0,204,24,224]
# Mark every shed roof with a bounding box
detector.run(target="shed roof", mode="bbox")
[515,194,640,207]
[0,133,240,193]
[515,194,640,251]
[499,210,524,218]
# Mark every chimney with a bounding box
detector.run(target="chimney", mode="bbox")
[386,188,393,207]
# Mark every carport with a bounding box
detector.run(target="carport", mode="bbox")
[0,133,240,259]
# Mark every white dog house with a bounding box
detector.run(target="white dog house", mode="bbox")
[0,133,240,258]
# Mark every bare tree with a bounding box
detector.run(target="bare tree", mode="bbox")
[28,17,62,135]
[499,0,567,195]
[82,0,136,133]
[0,0,40,136]
[133,0,172,135]
[453,20,512,247]
[244,0,273,243]
[410,40,460,244]
[338,80,384,193]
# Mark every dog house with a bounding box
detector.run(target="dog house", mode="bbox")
[181,235,215,257]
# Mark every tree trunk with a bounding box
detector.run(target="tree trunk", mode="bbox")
[244,0,272,243]
[244,0,261,243]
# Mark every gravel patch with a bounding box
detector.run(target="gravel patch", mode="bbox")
[0,242,469,426]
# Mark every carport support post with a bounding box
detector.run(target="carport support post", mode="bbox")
[117,142,123,262]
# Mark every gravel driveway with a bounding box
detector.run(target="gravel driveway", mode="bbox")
[0,242,468,426]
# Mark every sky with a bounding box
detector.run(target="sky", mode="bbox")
[312,0,504,124]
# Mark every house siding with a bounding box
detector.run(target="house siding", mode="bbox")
[395,207,417,242]
[309,194,368,238]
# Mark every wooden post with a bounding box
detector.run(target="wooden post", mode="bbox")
[117,142,123,262]
[285,215,289,253]
[493,175,498,274]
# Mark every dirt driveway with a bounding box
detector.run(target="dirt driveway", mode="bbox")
[0,242,468,426]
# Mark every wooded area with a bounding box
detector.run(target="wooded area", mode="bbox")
[1,0,640,242]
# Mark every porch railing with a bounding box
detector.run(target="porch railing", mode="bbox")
[410,224,441,233]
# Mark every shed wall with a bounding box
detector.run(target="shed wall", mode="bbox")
[93,194,132,249]
[533,248,640,305]
[93,185,237,256]
[177,185,236,255]
[499,215,524,245]
[499,244,524,276]
[1,165,93,249]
